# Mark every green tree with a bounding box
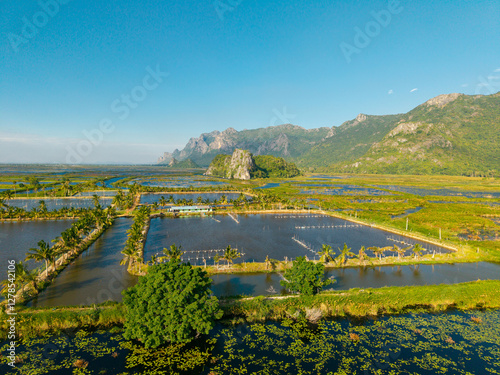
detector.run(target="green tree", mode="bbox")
[222,245,241,266]
[356,246,371,267]
[412,243,424,259]
[369,246,391,261]
[336,243,355,267]
[318,244,335,263]
[280,256,332,295]
[394,244,412,259]
[163,243,184,261]
[265,255,279,271]
[26,240,56,277]
[122,260,222,348]
[120,245,138,271]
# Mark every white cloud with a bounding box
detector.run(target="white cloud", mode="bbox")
[388,89,394,95]
[495,68,500,72]
[461,84,469,88]
[410,88,418,93]
[487,75,500,80]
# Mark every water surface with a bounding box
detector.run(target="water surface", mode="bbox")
[29,218,137,307]
[0,220,75,280]
[144,214,450,266]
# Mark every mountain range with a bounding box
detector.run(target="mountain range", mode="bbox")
[158,92,500,176]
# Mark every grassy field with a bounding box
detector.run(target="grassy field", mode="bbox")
[265,174,500,261]
[3,280,500,340]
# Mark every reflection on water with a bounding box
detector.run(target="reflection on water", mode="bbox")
[129,177,226,188]
[6,198,112,211]
[301,185,394,196]
[0,220,76,280]
[25,213,499,306]
[144,214,450,266]
[140,192,244,205]
[376,185,500,198]
[210,262,500,297]
[29,218,137,307]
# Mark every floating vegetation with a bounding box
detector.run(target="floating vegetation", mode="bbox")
[206,310,500,374]
[2,310,499,374]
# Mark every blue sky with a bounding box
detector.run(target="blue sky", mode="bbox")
[0,0,499,164]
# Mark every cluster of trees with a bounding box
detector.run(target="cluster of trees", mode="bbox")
[149,193,250,209]
[252,155,302,178]
[121,206,151,272]
[280,256,332,295]
[111,190,136,210]
[0,194,105,219]
[250,191,297,210]
[1,176,117,199]
[317,243,426,266]
[122,260,222,348]
[1,206,114,298]
[213,246,242,268]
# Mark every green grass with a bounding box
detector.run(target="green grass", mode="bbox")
[5,280,500,340]
[222,280,500,322]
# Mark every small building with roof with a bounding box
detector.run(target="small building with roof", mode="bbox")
[169,205,213,214]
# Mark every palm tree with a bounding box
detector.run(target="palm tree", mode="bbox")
[318,244,335,263]
[163,243,184,261]
[213,255,222,270]
[62,178,71,196]
[336,243,355,267]
[265,255,278,271]
[368,246,391,261]
[4,190,13,201]
[148,254,158,265]
[13,261,29,289]
[394,245,412,259]
[412,243,424,259]
[158,196,167,207]
[26,240,56,277]
[112,192,124,209]
[222,245,241,267]
[24,268,40,292]
[356,246,371,267]
[120,246,138,271]
[92,194,101,209]
[38,200,47,214]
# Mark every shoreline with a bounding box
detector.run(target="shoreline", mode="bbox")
[3,280,500,340]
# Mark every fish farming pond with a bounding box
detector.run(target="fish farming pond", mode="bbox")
[4,197,113,211]
[139,192,247,205]
[144,214,452,265]
[0,219,76,280]
[20,213,500,307]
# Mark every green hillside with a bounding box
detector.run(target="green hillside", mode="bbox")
[160,92,500,176]
[329,93,500,176]
[252,155,302,178]
[296,114,403,169]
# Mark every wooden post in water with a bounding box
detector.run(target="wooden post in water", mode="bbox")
[439,228,442,240]
[406,217,409,231]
